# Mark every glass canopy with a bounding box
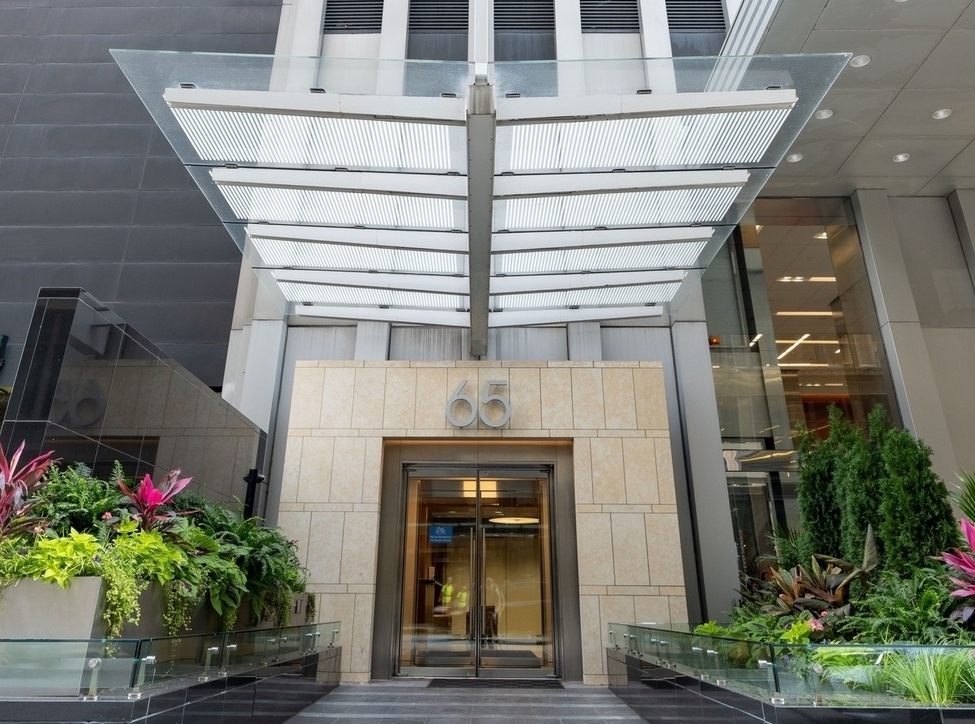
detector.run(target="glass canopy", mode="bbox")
[113,51,849,336]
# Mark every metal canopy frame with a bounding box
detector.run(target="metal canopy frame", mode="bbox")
[113,50,849,358]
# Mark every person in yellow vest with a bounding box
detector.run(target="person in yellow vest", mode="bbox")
[439,576,454,610]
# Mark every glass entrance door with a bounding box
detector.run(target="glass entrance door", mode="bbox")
[397,468,555,678]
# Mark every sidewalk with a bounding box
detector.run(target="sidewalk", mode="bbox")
[283,679,646,724]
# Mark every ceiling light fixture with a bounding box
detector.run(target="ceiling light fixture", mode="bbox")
[786,153,804,163]
[777,276,806,282]
[749,333,763,347]
[813,231,828,239]
[814,109,834,120]
[777,333,811,360]
[489,516,539,525]
[850,55,871,68]
[893,153,911,163]
[932,108,952,120]
[776,311,836,317]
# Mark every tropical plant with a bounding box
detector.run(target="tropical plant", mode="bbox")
[878,428,959,571]
[0,441,56,539]
[940,518,975,627]
[117,469,193,531]
[764,526,879,619]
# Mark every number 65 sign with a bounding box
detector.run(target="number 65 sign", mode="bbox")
[445,379,511,428]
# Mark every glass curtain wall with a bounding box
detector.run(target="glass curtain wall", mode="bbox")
[703,198,899,573]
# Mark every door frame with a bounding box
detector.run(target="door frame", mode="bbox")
[395,466,556,679]
[371,440,583,681]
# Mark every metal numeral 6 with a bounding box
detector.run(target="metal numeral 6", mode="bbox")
[446,379,511,428]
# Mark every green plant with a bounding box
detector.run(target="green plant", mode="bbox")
[173,494,306,627]
[955,470,975,524]
[29,463,125,539]
[694,621,730,637]
[812,646,885,692]
[18,529,101,587]
[840,567,961,644]
[795,409,844,561]
[834,406,889,564]
[881,649,975,705]
[878,428,959,571]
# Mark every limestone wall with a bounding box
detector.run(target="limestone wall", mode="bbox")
[278,360,686,684]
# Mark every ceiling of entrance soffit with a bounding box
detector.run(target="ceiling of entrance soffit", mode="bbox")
[112,51,845,337]
[760,0,975,197]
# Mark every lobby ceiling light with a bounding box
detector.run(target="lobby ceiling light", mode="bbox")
[933,108,952,120]
[489,516,539,525]
[775,311,836,317]
[814,109,833,120]
[776,333,810,360]
[785,153,803,162]
[892,153,911,163]
[849,55,871,68]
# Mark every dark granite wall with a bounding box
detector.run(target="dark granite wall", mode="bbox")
[0,0,282,388]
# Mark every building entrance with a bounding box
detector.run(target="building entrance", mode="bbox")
[396,467,556,678]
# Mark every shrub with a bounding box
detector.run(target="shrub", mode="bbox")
[878,429,959,571]
[795,410,844,561]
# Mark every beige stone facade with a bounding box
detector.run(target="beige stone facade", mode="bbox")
[278,360,686,684]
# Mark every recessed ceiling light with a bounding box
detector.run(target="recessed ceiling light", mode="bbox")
[932,108,952,120]
[893,153,911,163]
[814,109,834,120]
[850,55,871,68]
[786,153,804,163]
[813,231,828,240]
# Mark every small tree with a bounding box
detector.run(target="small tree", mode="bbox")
[796,407,844,560]
[878,428,959,571]
[834,406,889,564]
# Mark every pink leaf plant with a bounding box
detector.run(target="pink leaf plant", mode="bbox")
[117,469,193,531]
[941,519,975,598]
[0,441,57,539]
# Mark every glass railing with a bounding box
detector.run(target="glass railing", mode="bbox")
[609,622,975,708]
[0,621,341,699]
